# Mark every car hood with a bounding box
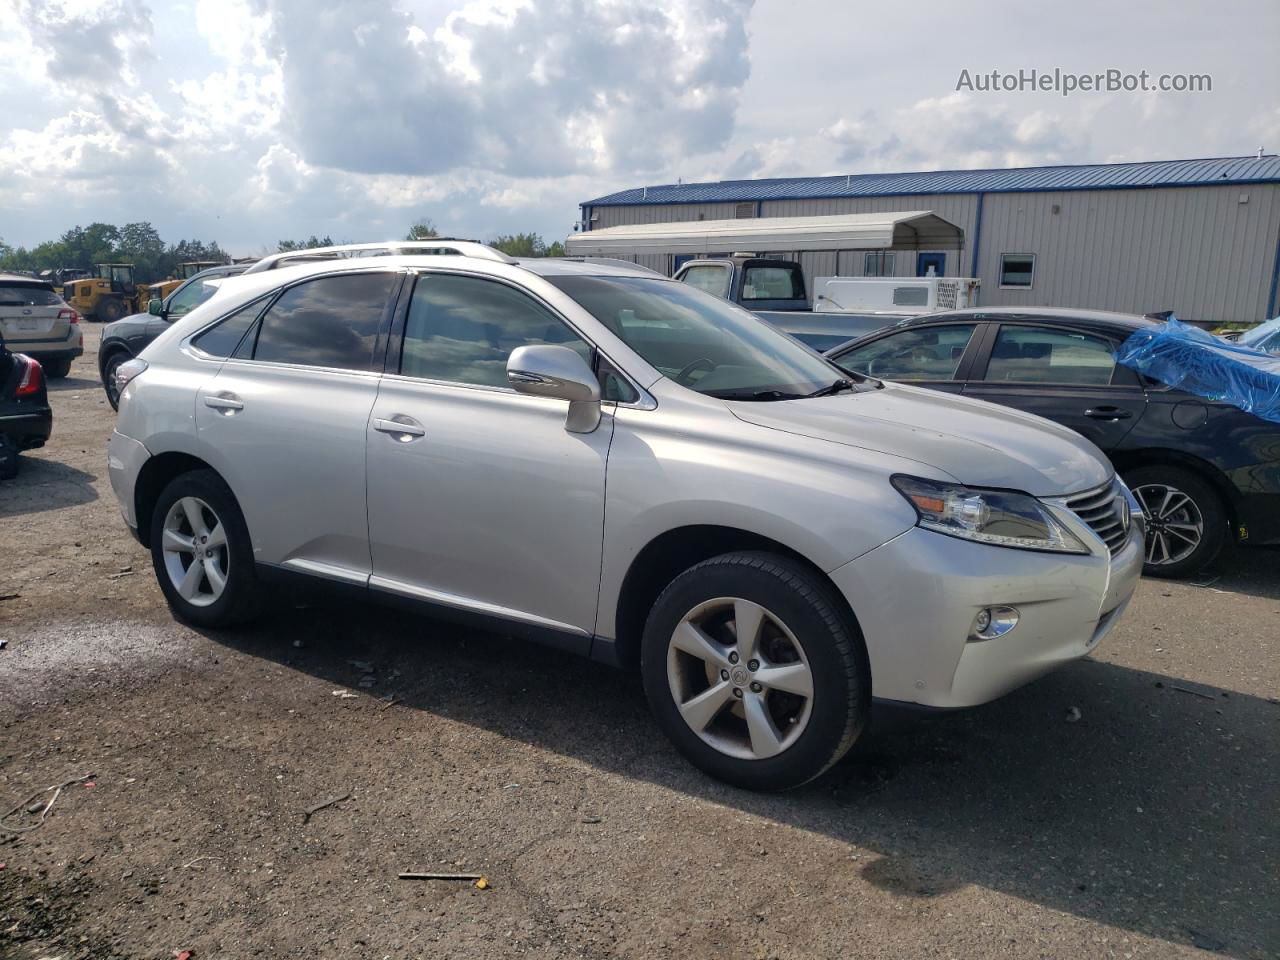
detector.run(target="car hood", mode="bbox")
[727,382,1111,497]
[103,312,150,338]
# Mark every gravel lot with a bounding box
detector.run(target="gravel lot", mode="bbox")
[2,325,1277,959]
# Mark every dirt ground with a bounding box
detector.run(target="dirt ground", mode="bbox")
[1,324,1277,960]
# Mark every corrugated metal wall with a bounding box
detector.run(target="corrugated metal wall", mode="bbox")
[975,185,1280,323]
[587,184,1280,323]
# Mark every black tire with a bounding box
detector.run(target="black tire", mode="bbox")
[0,435,19,481]
[640,551,868,791]
[101,351,128,410]
[1124,465,1227,579]
[41,357,71,379]
[97,298,126,323]
[149,469,262,628]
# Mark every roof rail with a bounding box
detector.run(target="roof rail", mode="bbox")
[537,256,665,275]
[242,240,514,274]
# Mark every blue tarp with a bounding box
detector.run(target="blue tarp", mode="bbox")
[1116,318,1280,425]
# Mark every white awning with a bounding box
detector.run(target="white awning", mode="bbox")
[565,211,964,256]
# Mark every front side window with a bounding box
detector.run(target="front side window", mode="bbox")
[836,324,978,382]
[400,273,590,387]
[741,265,805,301]
[548,275,846,400]
[999,254,1035,289]
[680,265,731,299]
[984,325,1117,385]
[251,272,396,371]
[864,252,895,277]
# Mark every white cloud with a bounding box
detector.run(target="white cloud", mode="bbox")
[0,0,1277,255]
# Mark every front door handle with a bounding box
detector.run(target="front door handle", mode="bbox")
[203,393,244,414]
[373,416,426,440]
[1084,406,1132,421]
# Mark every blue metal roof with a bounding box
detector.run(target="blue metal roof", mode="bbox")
[585,155,1280,206]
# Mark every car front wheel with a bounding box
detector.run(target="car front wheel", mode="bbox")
[102,352,127,409]
[1125,465,1227,578]
[641,551,868,791]
[149,469,262,627]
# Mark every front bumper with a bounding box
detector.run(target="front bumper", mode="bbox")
[107,430,150,535]
[831,523,1143,708]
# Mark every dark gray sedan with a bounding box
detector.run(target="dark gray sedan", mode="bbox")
[99,263,248,409]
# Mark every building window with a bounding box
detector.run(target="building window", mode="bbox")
[735,202,755,219]
[999,254,1036,289]
[864,251,896,277]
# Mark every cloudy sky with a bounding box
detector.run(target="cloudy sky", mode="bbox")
[2,0,1277,256]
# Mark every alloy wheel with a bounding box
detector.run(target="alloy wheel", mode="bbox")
[666,597,814,761]
[161,496,229,607]
[1132,482,1204,566]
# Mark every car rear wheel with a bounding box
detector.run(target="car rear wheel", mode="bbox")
[641,551,868,791]
[149,469,262,627]
[41,357,71,379]
[1124,465,1227,578]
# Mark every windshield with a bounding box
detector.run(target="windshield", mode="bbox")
[167,276,226,317]
[548,275,847,399]
[1237,317,1280,347]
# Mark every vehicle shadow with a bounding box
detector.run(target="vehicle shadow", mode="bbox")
[0,457,98,516]
[1192,543,1280,600]
[206,600,1279,958]
[45,376,100,392]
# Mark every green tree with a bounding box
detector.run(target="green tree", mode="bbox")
[276,235,335,252]
[488,232,547,257]
[405,219,439,241]
[117,222,167,283]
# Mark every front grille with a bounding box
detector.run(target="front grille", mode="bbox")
[1066,479,1129,555]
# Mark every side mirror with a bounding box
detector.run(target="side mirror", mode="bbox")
[148,298,164,317]
[507,344,602,433]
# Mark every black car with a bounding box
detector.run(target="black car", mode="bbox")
[827,307,1280,578]
[0,336,53,479]
[99,263,249,409]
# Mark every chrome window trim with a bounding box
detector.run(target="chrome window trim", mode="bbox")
[400,266,657,411]
[182,266,402,370]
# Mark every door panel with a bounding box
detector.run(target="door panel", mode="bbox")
[366,378,612,634]
[196,362,380,579]
[962,323,1145,452]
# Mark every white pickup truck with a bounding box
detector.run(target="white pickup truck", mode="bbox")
[674,255,979,350]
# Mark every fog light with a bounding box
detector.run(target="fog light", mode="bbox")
[970,605,1019,641]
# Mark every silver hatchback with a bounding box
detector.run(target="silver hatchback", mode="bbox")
[107,247,1143,790]
[0,273,83,378]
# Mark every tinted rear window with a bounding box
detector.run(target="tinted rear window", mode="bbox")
[192,298,268,358]
[252,272,396,371]
[0,284,60,307]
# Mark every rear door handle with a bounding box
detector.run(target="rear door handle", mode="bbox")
[203,393,244,413]
[373,416,426,440]
[1084,406,1132,420]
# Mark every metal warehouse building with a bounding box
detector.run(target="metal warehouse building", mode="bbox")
[577,155,1280,326]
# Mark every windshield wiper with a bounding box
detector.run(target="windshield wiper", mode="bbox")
[705,388,807,401]
[803,378,856,398]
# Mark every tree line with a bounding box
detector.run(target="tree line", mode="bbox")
[0,223,230,285]
[0,220,570,284]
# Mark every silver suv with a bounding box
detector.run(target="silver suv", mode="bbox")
[0,273,83,378]
[107,251,1144,790]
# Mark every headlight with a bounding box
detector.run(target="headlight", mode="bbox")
[892,475,1089,554]
[114,357,149,396]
